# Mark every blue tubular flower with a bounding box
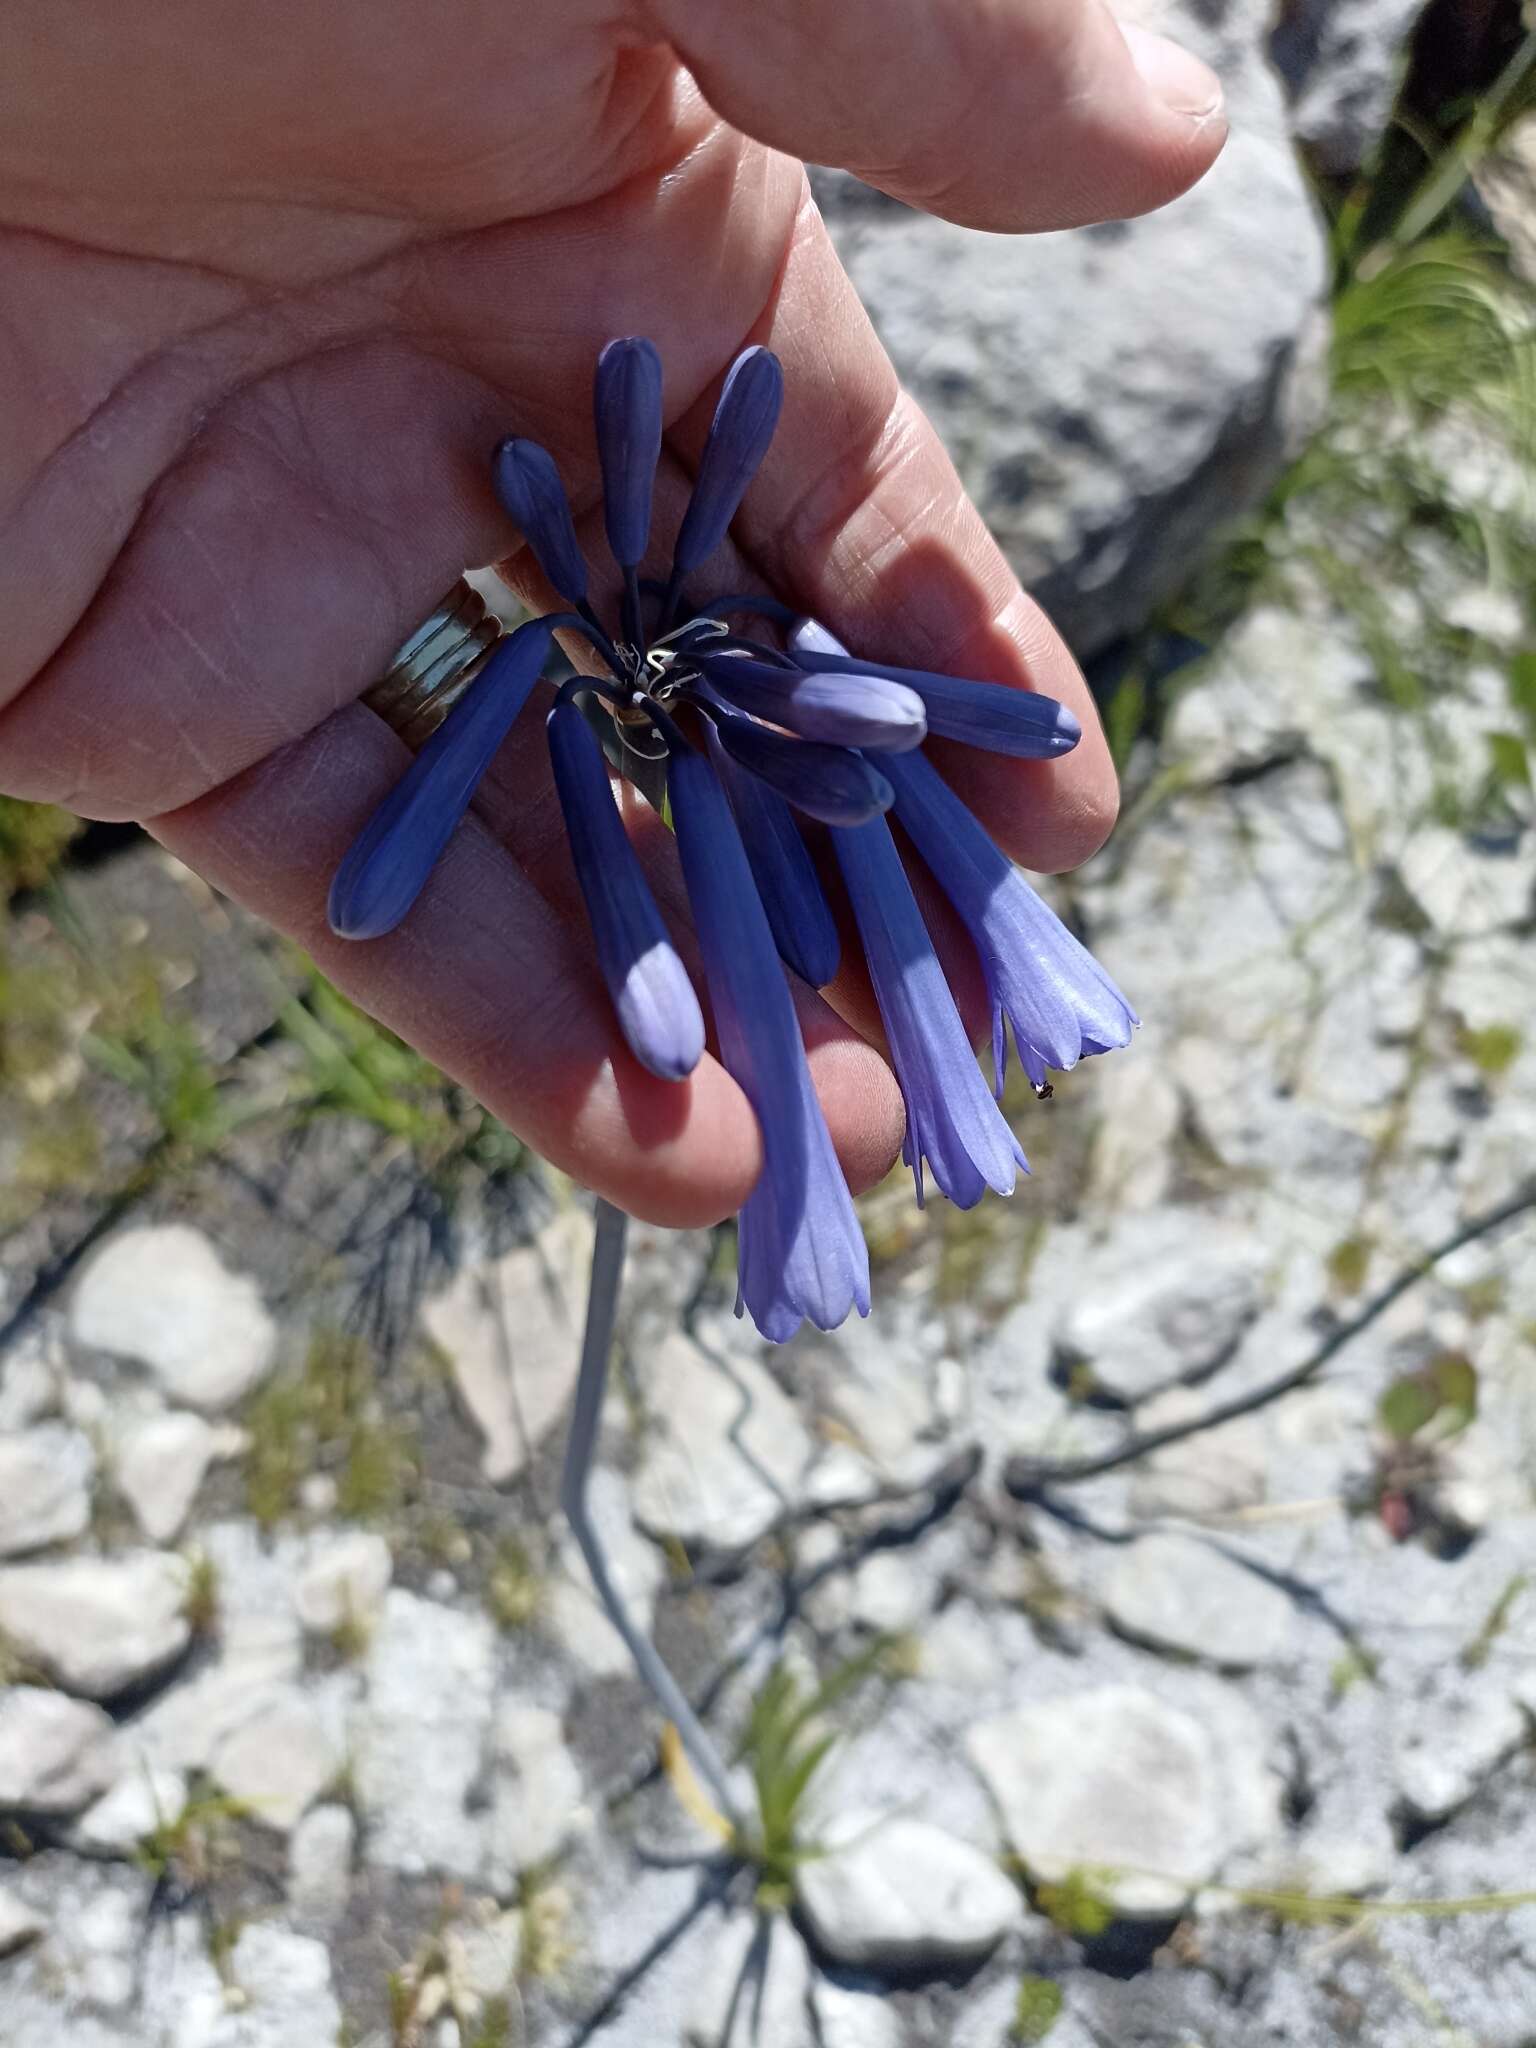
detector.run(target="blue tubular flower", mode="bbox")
[594,337,663,569]
[706,727,842,987]
[547,700,704,1082]
[789,644,1081,760]
[693,652,926,752]
[833,815,1027,1208]
[337,333,1137,1346]
[669,747,869,1340]
[705,701,892,827]
[491,439,589,605]
[671,347,783,581]
[883,747,1136,1092]
[329,618,554,940]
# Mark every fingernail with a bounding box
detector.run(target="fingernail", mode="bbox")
[1123,24,1224,119]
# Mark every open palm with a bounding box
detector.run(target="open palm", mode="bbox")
[0,0,1224,1223]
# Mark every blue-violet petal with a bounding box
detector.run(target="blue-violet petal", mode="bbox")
[706,702,893,826]
[793,648,1081,759]
[706,726,842,987]
[694,652,925,752]
[594,337,664,570]
[669,748,868,1340]
[833,813,1027,1208]
[329,618,553,941]
[491,438,588,605]
[547,700,704,1081]
[883,747,1136,1092]
[671,348,783,578]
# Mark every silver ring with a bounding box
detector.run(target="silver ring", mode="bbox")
[364,578,503,748]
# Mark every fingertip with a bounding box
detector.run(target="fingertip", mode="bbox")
[576,1050,766,1229]
[802,1020,906,1196]
[1121,24,1225,122]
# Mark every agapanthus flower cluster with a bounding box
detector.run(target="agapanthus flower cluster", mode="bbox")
[329,339,1136,1342]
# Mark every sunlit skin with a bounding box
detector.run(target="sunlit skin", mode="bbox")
[0,0,1225,1226]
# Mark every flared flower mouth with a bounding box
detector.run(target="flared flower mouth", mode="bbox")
[329,336,1136,1340]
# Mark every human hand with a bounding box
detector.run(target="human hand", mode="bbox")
[0,0,1224,1224]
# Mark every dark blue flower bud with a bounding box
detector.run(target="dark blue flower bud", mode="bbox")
[594,337,663,570]
[671,347,783,578]
[329,618,553,941]
[706,727,841,987]
[792,648,1081,759]
[693,652,926,752]
[491,438,588,605]
[707,705,893,827]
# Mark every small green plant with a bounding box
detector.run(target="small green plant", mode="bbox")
[1377,1351,1479,1445]
[1034,1867,1116,1938]
[1012,1975,1065,2044]
[0,798,81,904]
[328,1607,374,1663]
[463,1998,516,2048]
[486,1537,544,1634]
[1457,1021,1523,1077]
[386,1967,419,2047]
[243,1328,417,1530]
[275,958,525,1181]
[1462,1573,1530,1673]
[1329,1646,1381,1698]
[180,1549,220,1636]
[136,1782,251,1891]
[1326,1234,1373,1298]
[336,1415,417,1524]
[733,1640,898,1910]
[207,1913,246,1986]
[514,1863,574,1985]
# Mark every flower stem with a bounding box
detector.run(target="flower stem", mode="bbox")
[561,1197,744,1829]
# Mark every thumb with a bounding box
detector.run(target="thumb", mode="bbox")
[645,0,1226,231]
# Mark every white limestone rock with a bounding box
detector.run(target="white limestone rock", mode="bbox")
[30,1861,152,2013]
[796,1814,1021,1971]
[353,1590,495,1879]
[0,1688,117,1814]
[685,1912,813,2048]
[142,1916,343,2048]
[1052,1213,1267,1405]
[0,1884,45,1958]
[286,1802,356,1929]
[548,1464,664,1677]
[811,1977,904,2048]
[70,1225,277,1411]
[421,1207,593,1483]
[209,1686,340,1833]
[0,1423,94,1557]
[0,1323,60,1433]
[69,1767,187,1858]
[0,1551,191,1699]
[1272,0,1423,175]
[113,1410,230,1543]
[1103,1533,1296,1669]
[486,1703,588,1883]
[294,1528,392,1636]
[632,1333,813,1551]
[445,1909,523,2021]
[969,1684,1280,1919]
[815,0,1328,656]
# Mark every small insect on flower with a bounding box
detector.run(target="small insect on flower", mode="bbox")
[330,337,1135,1340]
